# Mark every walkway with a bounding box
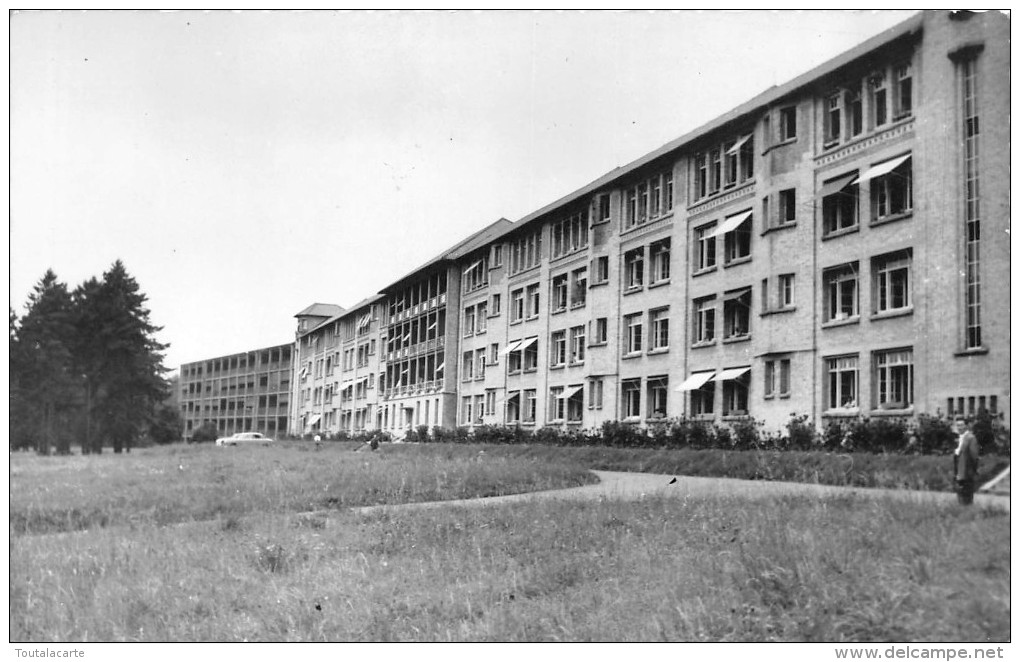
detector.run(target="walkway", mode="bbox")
[354,471,1010,516]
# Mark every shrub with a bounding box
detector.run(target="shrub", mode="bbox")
[413,425,431,444]
[189,423,219,443]
[730,418,762,451]
[785,414,816,451]
[601,421,648,448]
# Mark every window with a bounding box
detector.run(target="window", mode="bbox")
[650,239,670,283]
[961,56,981,349]
[506,392,520,423]
[589,378,604,410]
[693,137,752,201]
[650,308,669,351]
[691,379,715,416]
[476,302,487,332]
[551,330,567,367]
[463,255,489,293]
[870,156,913,221]
[476,349,486,379]
[461,396,472,425]
[526,284,540,319]
[551,210,589,259]
[624,248,644,290]
[596,194,611,224]
[485,389,497,416]
[723,288,751,339]
[507,342,522,374]
[647,377,668,420]
[869,70,888,128]
[569,325,586,363]
[624,313,643,355]
[824,92,842,145]
[522,337,539,371]
[778,189,796,226]
[722,213,752,264]
[548,386,565,422]
[779,105,797,141]
[764,358,791,398]
[875,349,913,410]
[894,62,912,119]
[624,170,674,229]
[489,343,499,365]
[509,230,542,275]
[694,224,717,272]
[571,268,587,307]
[552,274,569,312]
[593,256,609,284]
[474,394,485,423]
[591,317,608,345]
[827,355,859,410]
[510,288,525,323]
[720,369,750,416]
[463,307,476,337]
[566,384,584,422]
[847,86,863,137]
[462,352,474,381]
[824,264,859,323]
[490,293,501,316]
[821,175,859,235]
[873,250,911,314]
[778,274,795,309]
[490,244,503,268]
[622,379,642,419]
[693,297,716,345]
[523,389,537,423]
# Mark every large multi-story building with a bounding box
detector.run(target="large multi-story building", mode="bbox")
[185,11,1009,440]
[179,343,294,441]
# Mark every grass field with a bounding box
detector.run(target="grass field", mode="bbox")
[9,442,1010,642]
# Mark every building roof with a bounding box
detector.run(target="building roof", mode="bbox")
[379,217,514,293]
[294,303,345,319]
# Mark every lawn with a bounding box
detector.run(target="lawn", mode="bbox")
[9,442,1010,642]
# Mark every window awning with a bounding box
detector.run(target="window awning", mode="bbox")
[435,362,445,372]
[463,259,483,274]
[726,134,751,155]
[356,313,372,330]
[502,340,523,355]
[852,154,911,185]
[676,372,716,391]
[708,210,753,238]
[713,366,751,382]
[820,172,858,197]
[358,377,369,386]
[557,385,585,400]
[517,337,538,351]
[723,287,752,301]
[306,414,321,426]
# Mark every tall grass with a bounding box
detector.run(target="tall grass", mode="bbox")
[10,491,1008,642]
[9,442,596,535]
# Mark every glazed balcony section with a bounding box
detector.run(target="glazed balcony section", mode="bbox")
[388,292,447,325]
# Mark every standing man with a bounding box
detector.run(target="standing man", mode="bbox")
[954,417,980,505]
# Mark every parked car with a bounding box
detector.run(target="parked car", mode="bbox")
[216,432,273,447]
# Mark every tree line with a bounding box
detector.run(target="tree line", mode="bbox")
[9,261,180,454]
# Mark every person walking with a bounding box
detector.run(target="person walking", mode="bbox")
[953,417,980,505]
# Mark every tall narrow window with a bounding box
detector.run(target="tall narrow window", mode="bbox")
[961,56,982,349]
[825,92,842,145]
[569,325,586,363]
[550,331,567,367]
[650,307,669,351]
[624,313,643,355]
[870,70,888,128]
[847,86,863,137]
[723,288,751,339]
[624,248,644,291]
[895,62,913,119]
[622,379,642,419]
[779,105,797,140]
[552,274,568,312]
[695,224,716,272]
[693,297,716,345]
[650,239,671,283]
[874,251,912,314]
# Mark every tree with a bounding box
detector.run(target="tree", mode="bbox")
[149,404,184,445]
[13,271,79,454]
[73,261,170,453]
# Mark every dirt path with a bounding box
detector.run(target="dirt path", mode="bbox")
[354,470,1010,516]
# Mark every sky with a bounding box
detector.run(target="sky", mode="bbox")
[10,9,920,373]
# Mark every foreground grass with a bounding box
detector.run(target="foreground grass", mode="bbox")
[9,442,596,535]
[10,490,1008,642]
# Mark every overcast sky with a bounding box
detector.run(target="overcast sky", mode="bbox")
[10,10,919,372]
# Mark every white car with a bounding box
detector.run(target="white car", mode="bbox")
[216,432,273,446]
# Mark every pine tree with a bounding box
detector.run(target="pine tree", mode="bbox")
[73,261,170,454]
[14,271,78,454]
